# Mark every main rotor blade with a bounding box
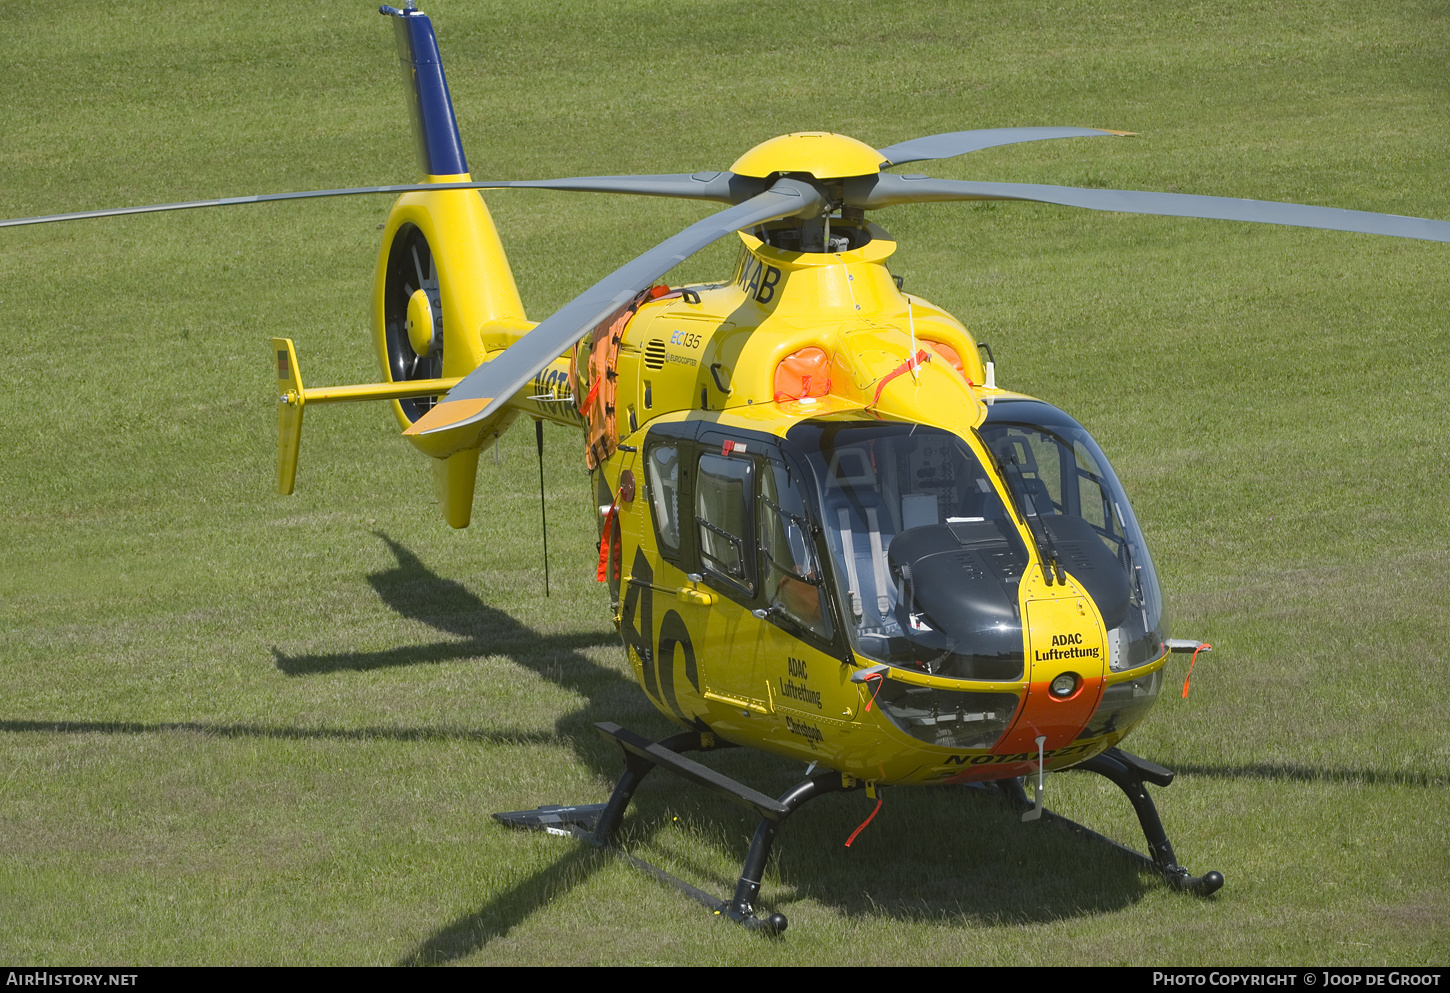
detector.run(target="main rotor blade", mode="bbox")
[404,177,825,451]
[846,174,1450,242]
[0,173,764,229]
[483,172,764,204]
[877,127,1133,167]
[0,182,514,228]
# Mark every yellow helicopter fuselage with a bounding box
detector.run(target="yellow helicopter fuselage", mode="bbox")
[274,160,1172,795]
[262,19,1179,800]
[570,223,1168,788]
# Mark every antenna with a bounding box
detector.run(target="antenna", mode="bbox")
[535,419,551,596]
[906,296,919,382]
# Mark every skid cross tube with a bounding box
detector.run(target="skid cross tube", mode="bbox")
[491,726,727,840]
[588,722,860,933]
[988,748,1222,896]
[494,723,862,933]
[590,722,778,842]
[587,724,739,845]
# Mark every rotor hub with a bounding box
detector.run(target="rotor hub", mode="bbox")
[406,288,436,356]
[730,132,887,180]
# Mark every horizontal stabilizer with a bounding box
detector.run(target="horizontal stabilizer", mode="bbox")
[271,336,463,494]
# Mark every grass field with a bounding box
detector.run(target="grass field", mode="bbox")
[2,0,1447,966]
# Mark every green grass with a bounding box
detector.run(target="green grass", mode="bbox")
[1,0,1447,966]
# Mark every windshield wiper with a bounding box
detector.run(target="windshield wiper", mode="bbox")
[984,447,1065,585]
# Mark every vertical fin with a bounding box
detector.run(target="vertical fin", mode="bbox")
[380,5,469,179]
[433,448,481,528]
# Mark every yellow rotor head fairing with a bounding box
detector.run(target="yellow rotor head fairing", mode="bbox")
[730,132,887,179]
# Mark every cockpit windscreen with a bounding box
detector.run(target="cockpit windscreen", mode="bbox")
[786,420,1027,681]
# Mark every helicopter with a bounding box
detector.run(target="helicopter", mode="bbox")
[8,3,1450,938]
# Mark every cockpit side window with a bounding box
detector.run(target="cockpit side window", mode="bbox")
[759,461,832,640]
[695,453,755,595]
[980,399,1167,672]
[981,424,1129,568]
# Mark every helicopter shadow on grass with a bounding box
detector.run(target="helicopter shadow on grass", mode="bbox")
[273,532,662,782]
[274,535,1158,961]
[395,765,1160,964]
[272,533,686,961]
[273,533,620,682]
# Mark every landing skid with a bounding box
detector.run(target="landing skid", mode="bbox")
[495,722,860,934]
[494,723,1221,934]
[993,746,1224,896]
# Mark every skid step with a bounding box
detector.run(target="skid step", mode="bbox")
[494,802,606,837]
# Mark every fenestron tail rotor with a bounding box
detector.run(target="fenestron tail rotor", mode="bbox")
[381,223,446,422]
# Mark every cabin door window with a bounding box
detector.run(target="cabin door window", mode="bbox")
[645,442,683,558]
